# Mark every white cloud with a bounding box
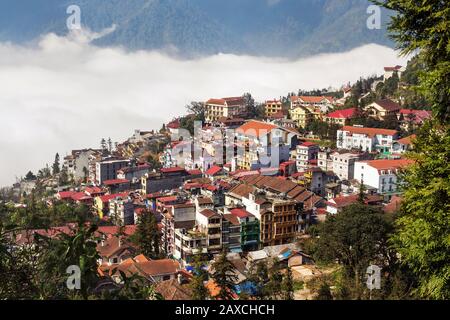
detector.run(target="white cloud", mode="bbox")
[0,33,407,186]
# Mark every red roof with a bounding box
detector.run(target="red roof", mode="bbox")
[103,179,129,186]
[230,208,253,219]
[84,186,104,194]
[327,194,382,208]
[160,167,186,174]
[363,159,413,171]
[300,141,318,147]
[205,165,223,176]
[157,196,178,203]
[58,191,76,199]
[236,120,278,138]
[342,126,397,137]
[167,119,181,129]
[399,109,432,123]
[397,134,416,145]
[384,65,402,71]
[326,108,357,119]
[188,169,202,175]
[99,193,129,203]
[71,192,92,202]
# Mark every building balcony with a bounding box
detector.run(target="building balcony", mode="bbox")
[274,221,297,228]
[208,233,222,239]
[208,244,222,250]
[273,232,296,240]
[208,223,221,228]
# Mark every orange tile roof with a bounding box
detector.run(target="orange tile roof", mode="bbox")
[236,120,278,138]
[299,96,331,103]
[363,159,413,170]
[397,134,416,145]
[342,126,397,137]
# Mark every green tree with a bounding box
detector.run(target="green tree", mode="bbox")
[211,250,238,300]
[25,171,36,181]
[281,267,294,300]
[375,0,450,299]
[315,282,333,300]
[314,204,392,299]
[248,261,270,299]
[132,211,161,259]
[266,259,283,299]
[35,221,100,299]
[52,153,60,175]
[107,137,113,153]
[189,251,210,300]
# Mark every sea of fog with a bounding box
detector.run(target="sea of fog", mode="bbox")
[0,30,407,186]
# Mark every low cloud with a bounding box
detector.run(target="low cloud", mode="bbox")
[0,32,407,186]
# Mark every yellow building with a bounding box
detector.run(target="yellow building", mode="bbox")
[290,106,312,128]
[265,99,286,118]
[205,97,246,122]
[259,198,299,246]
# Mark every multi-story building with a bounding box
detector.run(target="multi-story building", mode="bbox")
[141,167,190,195]
[205,97,246,122]
[364,99,401,121]
[95,157,130,185]
[296,142,320,172]
[265,99,287,118]
[63,149,102,182]
[161,202,196,256]
[222,214,242,253]
[228,208,259,252]
[241,191,304,246]
[235,120,291,170]
[324,108,357,126]
[290,95,335,113]
[354,159,413,201]
[117,163,150,183]
[383,65,404,81]
[330,151,370,181]
[196,209,223,253]
[289,106,312,128]
[318,149,334,172]
[337,126,398,153]
[173,227,207,266]
[109,195,135,226]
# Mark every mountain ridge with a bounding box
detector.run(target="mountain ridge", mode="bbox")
[0,0,393,57]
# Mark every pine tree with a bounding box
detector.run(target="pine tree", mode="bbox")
[107,137,113,153]
[281,267,294,300]
[52,153,60,175]
[248,261,269,299]
[266,259,283,299]
[132,211,160,259]
[189,251,210,300]
[100,138,107,152]
[211,250,238,300]
[315,283,333,300]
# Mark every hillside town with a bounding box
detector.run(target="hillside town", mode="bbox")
[0,60,437,300]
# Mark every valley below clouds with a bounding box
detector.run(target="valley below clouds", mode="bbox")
[0,32,407,186]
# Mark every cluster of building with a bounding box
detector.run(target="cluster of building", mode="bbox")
[14,64,429,299]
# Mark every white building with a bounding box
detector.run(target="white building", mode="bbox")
[296,142,319,172]
[330,152,370,181]
[384,65,404,81]
[354,159,412,201]
[337,126,398,153]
